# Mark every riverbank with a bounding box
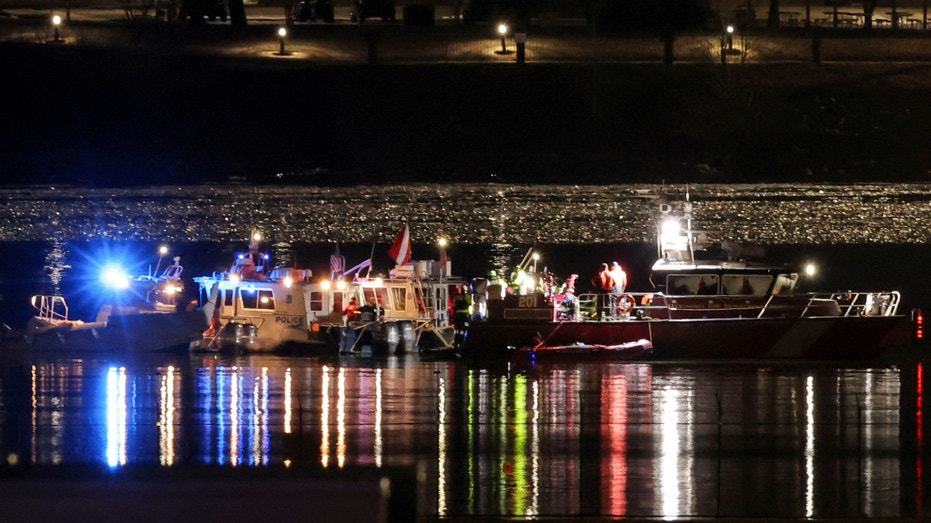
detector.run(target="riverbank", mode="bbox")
[5,10,931,185]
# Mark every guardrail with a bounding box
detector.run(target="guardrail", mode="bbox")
[557,290,901,321]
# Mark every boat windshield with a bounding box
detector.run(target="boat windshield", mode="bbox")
[667,274,720,295]
[721,274,772,296]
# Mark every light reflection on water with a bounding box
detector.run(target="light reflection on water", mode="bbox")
[3,354,926,519]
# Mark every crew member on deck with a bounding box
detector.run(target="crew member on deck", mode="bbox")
[609,261,627,294]
[592,263,615,293]
[592,263,616,319]
[343,297,359,321]
[452,290,472,346]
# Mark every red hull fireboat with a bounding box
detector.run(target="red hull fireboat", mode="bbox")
[462,189,919,361]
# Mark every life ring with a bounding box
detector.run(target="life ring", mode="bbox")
[617,294,636,315]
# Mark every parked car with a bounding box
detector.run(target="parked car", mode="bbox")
[350,0,396,23]
[293,0,335,23]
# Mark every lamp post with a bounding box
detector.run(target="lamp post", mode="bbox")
[277,27,287,55]
[497,22,508,53]
[52,15,61,42]
[438,237,448,279]
[153,245,169,276]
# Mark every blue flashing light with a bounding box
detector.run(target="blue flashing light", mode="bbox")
[101,264,131,290]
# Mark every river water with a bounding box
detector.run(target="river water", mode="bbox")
[1,182,931,519]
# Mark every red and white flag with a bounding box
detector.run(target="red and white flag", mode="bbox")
[387,224,412,266]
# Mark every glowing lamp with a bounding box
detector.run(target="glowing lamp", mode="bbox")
[277,27,287,55]
[321,280,332,291]
[336,280,347,290]
[283,276,293,288]
[805,263,817,277]
[497,22,508,52]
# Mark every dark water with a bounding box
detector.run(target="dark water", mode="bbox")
[2,183,931,519]
[1,352,929,519]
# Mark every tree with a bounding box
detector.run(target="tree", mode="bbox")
[862,0,876,30]
[767,0,781,29]
[229,0,247,27]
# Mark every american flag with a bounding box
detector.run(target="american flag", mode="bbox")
[330,249,345,278]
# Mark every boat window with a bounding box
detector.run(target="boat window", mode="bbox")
[223,289,233,307]
[667,275,718,295]
[308,291,323,311]
[362,288,389,310]
[773,273,798,294]
[375,288,389,309]
[240,289,275,310]
[390,287,408,311]
[721,275,772,296]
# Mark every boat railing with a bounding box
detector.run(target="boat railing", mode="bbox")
[566,290,901,321]
[30,295,70,324]
[813,290,901,317]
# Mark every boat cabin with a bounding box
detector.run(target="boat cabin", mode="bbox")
[651,261,799,297]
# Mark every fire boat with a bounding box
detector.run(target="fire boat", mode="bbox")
[463,190,919,361]
[193,226,468,355]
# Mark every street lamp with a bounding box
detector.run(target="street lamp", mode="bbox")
[726,24,735,50]
[277,27,287,56]
[52,15,61,42]
[497,22,508,53]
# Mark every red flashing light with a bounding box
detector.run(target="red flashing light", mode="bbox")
[915,309,925,340]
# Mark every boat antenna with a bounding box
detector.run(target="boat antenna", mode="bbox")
[366,242,375,278]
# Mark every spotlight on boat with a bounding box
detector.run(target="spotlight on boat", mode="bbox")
[101,265,131,290]
[374,277,384,286]
[660,218,681,245]
[321,280,332,291]
[337,280,347,290]
[229,273,241,284]
[805,263,817,277]
[283,275,294,288]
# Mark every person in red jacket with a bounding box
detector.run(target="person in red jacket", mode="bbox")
[591,263,616,319]
[592,263,615,292]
